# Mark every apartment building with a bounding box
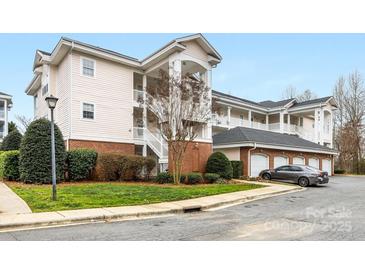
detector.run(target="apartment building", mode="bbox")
[0,91,12,140]
[25,33,337,176]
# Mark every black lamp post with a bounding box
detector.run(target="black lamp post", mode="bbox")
[45,95,59,201]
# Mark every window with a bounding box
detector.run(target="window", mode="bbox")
[82,103,94,119]
[290,166,303,172]
[42,84,48,96]
[34,95,38,110]
[82,58,95,77]
[277,166,291,171]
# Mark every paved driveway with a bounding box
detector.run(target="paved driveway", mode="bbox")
[1,176,364,240]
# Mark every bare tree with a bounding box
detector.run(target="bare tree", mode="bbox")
[146,69,213,184]
[333,70,365,173]
[282,85,317,102]
[15,115,32,134]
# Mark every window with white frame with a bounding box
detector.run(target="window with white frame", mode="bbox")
[82,58,95,77]
[42,84,48,96]
[82,103,94,119]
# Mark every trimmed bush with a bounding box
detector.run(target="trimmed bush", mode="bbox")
[231,160,243,179]
[1,129,22,151]
[155,172,173,184]
[206,152,233,179]
[95,153,154,181]
[66,149,98,181]
[334,169,345,174]
[180,174,187,184]
[144,157,156,179]
[204,173,220,183]
[19,118,66,183]
[186,172,203,184]
[0,150,20,181]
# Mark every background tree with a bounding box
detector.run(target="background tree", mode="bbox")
[8,121,17,133]
[15,115,32,134]
[1,129,22,151]
[146,69,213,184]
[333,70,365,173]
[282,85,317,102]
[19,118,66,183]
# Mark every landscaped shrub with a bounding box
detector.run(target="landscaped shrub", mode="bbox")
[231,160,243,179]
[186,172,203,184]
[0,150,20,181]
[66,149,98,181]
[206,152,233,179]
[19,118,66,183]
[95,153,155,181]
[155,172,173,184]
[334,169,345,174]
[180,174,186,183]
[1,129,22,151]
[204,173,220,183]
[144,157,156,179]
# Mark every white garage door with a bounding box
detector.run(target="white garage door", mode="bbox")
[308,158,319,169]
[322,159,332,175]
[293,157,305,165]
[250,154,269,177]
[274,156,288,168]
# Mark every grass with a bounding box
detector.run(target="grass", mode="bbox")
[8,182,264,213]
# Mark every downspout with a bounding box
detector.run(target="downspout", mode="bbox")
[247,142,257,177]
[67,42,75,150]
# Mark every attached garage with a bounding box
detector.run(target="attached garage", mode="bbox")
[322,159,332,175]
[308,158,319,169]
[250,154,269,177]
[293,156,305,165]
[274,156,288,168]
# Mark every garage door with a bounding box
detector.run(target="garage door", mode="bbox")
[274,156,288,168]
[293,157,305,165]
[250,154,269,177]
[308,158,319,169]
[322,159,332,175]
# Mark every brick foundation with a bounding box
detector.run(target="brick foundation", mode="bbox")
[68,139,135,154]
[240,147,335,176]
[168,141,213,173]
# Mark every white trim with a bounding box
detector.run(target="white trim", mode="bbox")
[213,142,338,155]
[80,101,95,121]
[70,134,135,144]
[80,56,96,78]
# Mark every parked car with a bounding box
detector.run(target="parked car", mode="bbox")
[259,165,329,187]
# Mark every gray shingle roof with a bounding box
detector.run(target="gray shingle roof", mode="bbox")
[0,91,11,97]
[213,127,336,153]
[259,98,295,108]
[212,90,263,107]
[291,96,333,108]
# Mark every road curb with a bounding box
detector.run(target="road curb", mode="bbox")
[0,183,303,232]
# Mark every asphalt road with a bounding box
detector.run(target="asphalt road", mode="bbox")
[1,176,364,240]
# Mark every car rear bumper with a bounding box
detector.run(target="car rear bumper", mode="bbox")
[309,176,329,185]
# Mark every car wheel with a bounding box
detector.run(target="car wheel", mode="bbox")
[298,177,309,187]
[262,173,271,180]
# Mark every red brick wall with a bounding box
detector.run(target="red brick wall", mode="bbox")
[68,139,135,154]
[240,146,334,176]
[168,141,213,173]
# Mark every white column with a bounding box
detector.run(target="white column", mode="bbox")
[329,110,333,148]
[248,110,252,128]
[279,112,284,133]
[266,114,269,130]
[314,108,319,144]
[227,106,231,127]
[287,114,291,132]
[142,74,147,157]
[168,56,182,138]
[320,108,324,145]
[4,100,8,138]
[206,69,212,139]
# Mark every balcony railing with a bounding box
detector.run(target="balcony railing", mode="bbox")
[133,89,144,105]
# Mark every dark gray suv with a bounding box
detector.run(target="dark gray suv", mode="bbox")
[259,164,329,187]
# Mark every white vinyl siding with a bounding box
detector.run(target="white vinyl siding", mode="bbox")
[81,58,95,77]
[82,103,94,119]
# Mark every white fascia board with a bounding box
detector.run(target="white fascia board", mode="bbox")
[25,74,41,95]
[213,142,338,155]
[141,42,186,69]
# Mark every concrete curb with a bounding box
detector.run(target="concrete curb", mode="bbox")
[0,182,303,232]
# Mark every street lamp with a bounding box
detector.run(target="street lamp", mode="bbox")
[45,95,59,201]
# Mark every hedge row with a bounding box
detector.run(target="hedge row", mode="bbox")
[155,172,221,184]
[95,153,156,181]
[66,149,98,181]
[0,150,20,181]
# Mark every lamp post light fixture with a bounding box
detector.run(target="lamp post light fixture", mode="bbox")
[45,95,59,201]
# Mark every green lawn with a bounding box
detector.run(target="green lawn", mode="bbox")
[9,182,264,212]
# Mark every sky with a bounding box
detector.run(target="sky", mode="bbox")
[1,33,365,123]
